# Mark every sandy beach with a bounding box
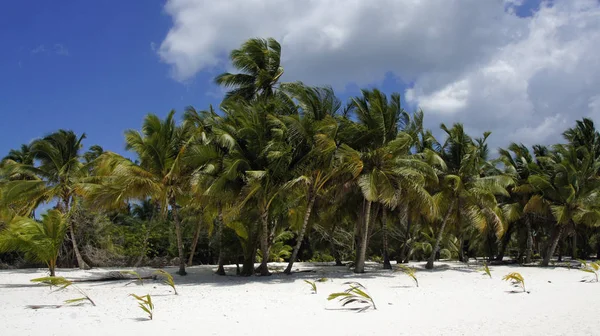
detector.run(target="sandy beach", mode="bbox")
[1,261,598,336]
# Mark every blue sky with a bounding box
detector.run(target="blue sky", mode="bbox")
[0,0,217,157]
[0,0,563,160]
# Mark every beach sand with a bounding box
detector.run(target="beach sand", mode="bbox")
[0,261,598,336]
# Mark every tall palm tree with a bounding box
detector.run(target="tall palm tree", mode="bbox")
[339,89,436,273]
[0,130,90,269]
[184,105,240,275]
[426,125,512,269]
[277,83,342,274]
[87,111,193,275]
[529,145,600,266]
[215,38,283,102]
[498,143,538,263]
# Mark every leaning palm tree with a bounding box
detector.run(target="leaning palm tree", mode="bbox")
[215,37,283,102]
[86,111,194,275]
[0,210,67,276]
[277,83,343,274]
[0,130,91,269]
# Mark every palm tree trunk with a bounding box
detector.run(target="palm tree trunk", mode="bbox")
[382,207,392,269]
[241,224,259,276]
[216,204,226,275]
[458,235,466,262]
[524,214,533,264]
[68,221,89,270]
[328,221,343,266]
[49,259,56,277]
[170,198,186,275]
[426,200,455,270]
[354,200,372,274]
[496,222,513,262]
[285,192,316,274]
[258,209,271,276]
[63,199,89,270]
[572,230,578,259]
[187,217,203,267]
[402,214,412,264]
[541,225,563,267]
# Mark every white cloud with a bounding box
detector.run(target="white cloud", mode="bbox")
[54,44,69,56]
[31,43,69,56]
[31,45,46,54]
[158,0,600,149]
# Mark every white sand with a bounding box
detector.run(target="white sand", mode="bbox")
[0,261,598,336]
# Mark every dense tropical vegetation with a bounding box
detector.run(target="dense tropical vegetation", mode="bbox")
[2,37,600,276]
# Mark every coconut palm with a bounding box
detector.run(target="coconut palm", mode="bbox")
[426,124,512,269]
[498,143,539,263]
[2,144,35,166]
[215,38,283,102]
[183,105,242,275]
[338,89,436,273]
[529,145,600,266]
[274,83,343,274]
[87,111,194,275]
[0,210,67,276]
[0,130,91,269]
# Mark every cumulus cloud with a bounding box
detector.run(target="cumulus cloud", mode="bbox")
[158,0,600,149]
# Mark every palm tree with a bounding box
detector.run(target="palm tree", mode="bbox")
[529,145,600,266]
[0,210,67,276]
[215,38,283,101]
[277,83,342,274]
[0,130,90,269]
[498,143,538,263]
[339,89,436,273]
[184,105,239,275]
[2,144,35,166]
[426,125,512,269]
[87,111,193,275]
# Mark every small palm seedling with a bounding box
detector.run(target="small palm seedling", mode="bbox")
[130,294,154,320]
[0,210,67,277]
[479,262,492,279]
[29,276,96,308]
[31,276,73,291]
[120,270,144,286]
[577,259,599,282]
[503,272,527,293]
[327,282,376,312]
[153,270,177,295]
[304,280,317,294]
[395,265,419,287]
